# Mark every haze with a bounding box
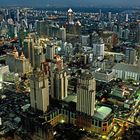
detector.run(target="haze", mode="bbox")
[0,0,140,7]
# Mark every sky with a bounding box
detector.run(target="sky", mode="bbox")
[0,0,140,8]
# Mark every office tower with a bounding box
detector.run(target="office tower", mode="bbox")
[67,8,74,24]
[59,26,66,42]
[138,22,140,43]
[124,29,130,40]
[99,9,102,20]
[30,69,49,113]
[108,12,112,22]
[15,52,31,75]
[6,48,31,75]
[93,38,105,60]
[50,56,68,100]
[81,35,89,46]
[76,71,96,116]
[23,37,34,62]
[14,26,18,37]
[46,44,55,60]
[125,48,136,64]
[49,22,60,38]
[118,27,123,38]
[36,20,46,37]
[6,47,19,72]
[17,9,20,22]
[0,65,9,90]
[23,37,46,69]
[126,14,129,22]
[34,45,46,69]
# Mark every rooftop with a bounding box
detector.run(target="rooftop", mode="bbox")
[113,63,140,74]
[94,106,112,120]
[63,94,77,103]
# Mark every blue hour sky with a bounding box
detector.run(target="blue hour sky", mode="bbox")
[0,0,140,7]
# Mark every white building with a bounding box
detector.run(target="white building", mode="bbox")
[67,8,74,25]
[6,48,31,75]
[112,63,140,81]
[59,27,66,42]
[93,42,105,60]
[76,71,96,116]
[15,52,31,75]
[0,65,9,89]
[30,69,49,113]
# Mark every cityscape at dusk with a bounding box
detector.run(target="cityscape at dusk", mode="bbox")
[0,0,140,140]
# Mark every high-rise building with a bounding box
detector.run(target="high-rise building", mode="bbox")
[46,44,55,60]
[23,37,46,69]
[138,22,140,43]
[30,69,49,113]
[59,26,66,42]
[34,45,46,69]
[50,56,68,100]
[125,48,136,64]
[0,65,9,90]
[76,71,96,116]
[36,20,47,37]
[6,47,18,72]
[93,38,105,60]
[108,12,112,22]
[6,49,31,75]
[15,52,31,75]
[23,36,34,63]
[81,35,89,46]
[126,14,129,22]
[17,9,20,22]
[67,8,74,25]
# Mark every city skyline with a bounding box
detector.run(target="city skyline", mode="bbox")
[0,0,140,8]
[0,2,140,140]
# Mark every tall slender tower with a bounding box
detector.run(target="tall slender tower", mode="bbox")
[50,55,68,100]
[76,71,96,116]
[30,69,49,113]
[67,8,74,24]
[17,9,20,22]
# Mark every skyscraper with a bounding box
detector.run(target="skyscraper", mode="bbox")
[125,48,136,64]
[46,44,55,60]
[16,9,20,22]
[93,38,105,60]
[34,45,46,69]
[67,8,74,25]
[76,71,96,116]
[50,55,68,100]
[59,26,66,42]
[30,69,49,113]
[108,12,112,22]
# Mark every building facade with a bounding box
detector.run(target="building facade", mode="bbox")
[76,71,96,116]
[30,69,49,113]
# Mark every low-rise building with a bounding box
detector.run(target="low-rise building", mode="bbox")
[112,63,140,81]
